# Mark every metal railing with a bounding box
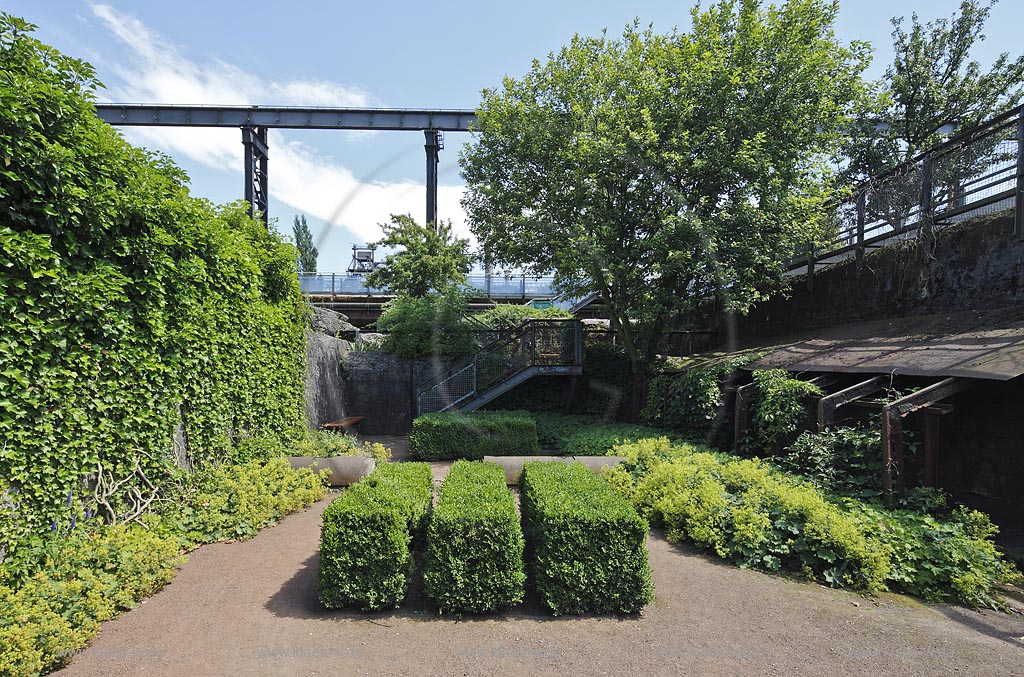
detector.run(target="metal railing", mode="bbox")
[791,104,1024,274]
[298,272,559,299]
[416,319,583,414]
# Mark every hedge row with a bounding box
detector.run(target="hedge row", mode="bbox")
[520,462,654,615]
[317,462,433,610]
[603,437,1021,608]
[409,411,539,460]
[529,412,671,456]
[424,461,525,613]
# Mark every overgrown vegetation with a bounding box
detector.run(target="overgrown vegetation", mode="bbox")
[520,461,654,615]
[0,460,326,676]
[0,14,307,563]
[473,304,571,330]
[409,411,539,460]
[374,292,476,359]
[747,369,824,452]
[424,461,525,613]
[640,353,763,441]
[603,437,1020,608]
[318,463,433,611]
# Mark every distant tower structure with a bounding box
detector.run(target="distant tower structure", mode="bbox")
[347,244,381,274]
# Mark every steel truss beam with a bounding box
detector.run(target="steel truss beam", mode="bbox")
[95,104,477,228]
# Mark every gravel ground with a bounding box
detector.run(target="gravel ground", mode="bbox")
[57,487,1024,677]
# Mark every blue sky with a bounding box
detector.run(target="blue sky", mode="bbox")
[6,0,1022,271]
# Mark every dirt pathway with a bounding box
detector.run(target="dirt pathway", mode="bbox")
[57,492,1024,677]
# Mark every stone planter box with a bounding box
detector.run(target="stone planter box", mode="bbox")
[286,455,375,487]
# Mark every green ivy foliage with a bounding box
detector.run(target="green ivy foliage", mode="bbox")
[408,411,539,460]
[520,461,654,615]
[424,460,525,613]
[747,369,824,452]
[317,462,433,610]
[0,15,307,561]
[640,353,763,441]
[528,411,672,456]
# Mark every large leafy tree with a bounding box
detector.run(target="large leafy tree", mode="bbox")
[842,0,1024,180]
[292,214,318,272]
[364,214,471,297]
[461,0,869,380]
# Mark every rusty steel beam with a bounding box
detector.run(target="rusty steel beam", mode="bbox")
[817,375,887,432]
[880,377,972,507]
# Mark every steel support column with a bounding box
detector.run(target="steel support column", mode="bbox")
[424,129,442,228]
[242,126,269,226]
[1016,113,1024,239]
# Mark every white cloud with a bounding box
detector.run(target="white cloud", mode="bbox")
[89,3,471,244]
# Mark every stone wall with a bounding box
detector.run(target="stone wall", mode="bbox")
[738,211,1024,338]
[342,352,452,435]
[304,308,357,429]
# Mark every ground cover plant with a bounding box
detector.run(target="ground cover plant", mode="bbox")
[424,461,525,613]
[520,461,654,615]
[0,460,326,677]
[603,437,1021,608]
[528,412,670,456]
[409,411,538,460]
[318,462,433,610]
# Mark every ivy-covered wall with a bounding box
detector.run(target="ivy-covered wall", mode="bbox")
[0,16,306,559]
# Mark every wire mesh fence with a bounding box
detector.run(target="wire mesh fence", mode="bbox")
[791,105,1023,273]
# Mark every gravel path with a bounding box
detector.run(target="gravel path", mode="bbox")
[57,490,1024,677]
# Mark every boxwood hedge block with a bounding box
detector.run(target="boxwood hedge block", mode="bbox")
[409,410,539,460]
[317,462,433,610]
[424,461,526,613]
[520,461,654,615]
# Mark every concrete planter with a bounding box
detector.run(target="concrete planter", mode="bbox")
[287,455,375,487]
[484,456,626,485]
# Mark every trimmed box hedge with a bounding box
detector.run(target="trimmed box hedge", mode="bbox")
[520,461,654,615]
[409,410,539,460]
[424,461,526,613]
[317,462,433,610]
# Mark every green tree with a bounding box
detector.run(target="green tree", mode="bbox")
[364,214,471,297]
[460,0,868,381]
[292,214,318,272]
[842,0,1024,180]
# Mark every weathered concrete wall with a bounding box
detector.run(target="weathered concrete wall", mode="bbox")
[739,211,1024,338]
[342,352,452,435]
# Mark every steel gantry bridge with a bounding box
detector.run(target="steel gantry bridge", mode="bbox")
[93,104,477,226]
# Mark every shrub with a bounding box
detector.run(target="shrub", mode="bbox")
[317,462,433,610]
[424,461,525,613]
[0,456,324,676]
[0,524,182,676]
[290,431,391,461]
[608,438,1021,607]
[473,304,571,330]
[520,461,654,615]
[171,459,327,545]
[746,369,823,452]
[409,411,539,460]
[375,292,476,359]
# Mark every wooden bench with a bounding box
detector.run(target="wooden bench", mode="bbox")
[321,416,366,434]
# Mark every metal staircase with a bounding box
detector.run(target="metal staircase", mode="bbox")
[416,319,584,414]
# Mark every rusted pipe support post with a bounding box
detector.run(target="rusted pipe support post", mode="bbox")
[734,382,757,449]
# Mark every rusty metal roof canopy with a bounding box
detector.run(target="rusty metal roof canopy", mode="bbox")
[749,307,1024,381]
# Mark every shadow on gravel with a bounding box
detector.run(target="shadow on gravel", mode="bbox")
[265,552,643,625]
[932,605,1024,648]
